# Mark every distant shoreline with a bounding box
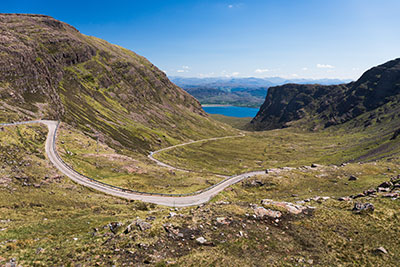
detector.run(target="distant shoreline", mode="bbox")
[201,104,259,108]
[201,104,231,107]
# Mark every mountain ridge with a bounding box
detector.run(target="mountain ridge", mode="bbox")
[250,58,400,131]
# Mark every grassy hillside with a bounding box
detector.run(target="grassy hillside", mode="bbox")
[0,14,234,154]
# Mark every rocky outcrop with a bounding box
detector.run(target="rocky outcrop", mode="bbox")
[261,199,308,215]
[352,202,374,214]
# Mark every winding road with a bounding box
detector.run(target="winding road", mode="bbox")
[1,120,265,207]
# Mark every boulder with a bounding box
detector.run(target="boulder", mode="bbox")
[382,193,398,198]
[373,246,388,254]
[352,202,374,214]
[348,175,358,181]
[364,188,377,195]
[261,199,307,214]
[378,181,392,188]
[311,163,322,168]
[136,219,152,231]
[377,187,390,193]
[196,237,207,245]
[254,206,282,219]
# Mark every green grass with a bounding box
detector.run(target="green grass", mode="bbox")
[56,123,225,194]
[154,128,351,175]
[209,114,252,130]
[154,113,400,176]
[1,122,400,266]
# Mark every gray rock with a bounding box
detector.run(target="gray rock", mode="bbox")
[261,199,307,214]
[136,219,151,231]
[124,223,134,234]
[196,236,207,244]
[215,201,230,205]
[374,246,388,254]
[108,222,121,234]
[348,175,358,181]
[352,202,374,213]
[254,206,282,218]
[168,212,177,218]
[364,188,377,195]
[377,187,390,192]
[382,192,398,198]
[378,181,392,188]
[311,163,322,168]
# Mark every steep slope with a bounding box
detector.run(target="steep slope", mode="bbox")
[250,58,400,131]
[0,14,232,153]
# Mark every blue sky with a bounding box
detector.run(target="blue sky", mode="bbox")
[2,0,399,79]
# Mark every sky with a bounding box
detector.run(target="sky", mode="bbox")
[2,0,400,80]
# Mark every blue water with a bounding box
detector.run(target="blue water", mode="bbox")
[202,106,259,118]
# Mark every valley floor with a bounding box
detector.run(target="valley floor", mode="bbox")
[0,117,400,266]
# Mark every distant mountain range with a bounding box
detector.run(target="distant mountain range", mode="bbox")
[170,76,352,108]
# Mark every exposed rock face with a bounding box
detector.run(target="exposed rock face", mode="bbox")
[261,199,307,215]
[250,58,400,130]
[253,206,282,219]
[0,14,225,153]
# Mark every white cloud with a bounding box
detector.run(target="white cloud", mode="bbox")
[228,4,233,8]
[317,64,335,69]
[255,68,269,73]
[222,71,240,77]
[177,66,190,73]
[302,67,308,71]
[291,74,299,77]
[198,72,215,77]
